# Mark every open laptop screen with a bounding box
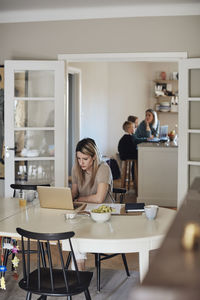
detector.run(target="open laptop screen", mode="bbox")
[159,125,168,139]
[37,186,83,210]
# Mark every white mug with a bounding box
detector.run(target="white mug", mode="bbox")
[144,205,159,220]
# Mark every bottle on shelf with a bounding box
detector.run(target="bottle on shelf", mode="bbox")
[171,96,178,112]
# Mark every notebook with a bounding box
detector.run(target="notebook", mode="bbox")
[125,202,145,212]
[37,186,84,210]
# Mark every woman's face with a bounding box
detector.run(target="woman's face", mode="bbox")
[77,151,94,172]
[145,111,154,124]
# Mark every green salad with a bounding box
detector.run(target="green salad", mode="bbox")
[91,205,115,213]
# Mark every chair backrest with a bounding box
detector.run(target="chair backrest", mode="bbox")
[10,183,50,198]
[107,159,121,180]
[16,227,81,293]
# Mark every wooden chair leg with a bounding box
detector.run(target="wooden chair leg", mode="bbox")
[121,161,127,188]
[128,161,131,190]
[134,160,138,196]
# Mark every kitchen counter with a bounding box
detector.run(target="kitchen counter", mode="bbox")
[137,141,178,207]
[138,140,178,148]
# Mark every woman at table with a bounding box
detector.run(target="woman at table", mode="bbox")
[71,137,113,204]
[71,138,113,271]
[135,108,160,138]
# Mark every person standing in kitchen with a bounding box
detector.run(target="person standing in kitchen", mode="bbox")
[135,108,160,138]
[127,115,139,129]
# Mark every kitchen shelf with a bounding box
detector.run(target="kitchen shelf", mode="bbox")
[157,111,178,114]
[154,79,178,84]
[14,157,55,161]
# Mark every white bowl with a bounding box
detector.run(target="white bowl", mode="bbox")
[90,212,111,223]
[160,102,170,107]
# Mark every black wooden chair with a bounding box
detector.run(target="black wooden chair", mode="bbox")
[10,183,50,198]
[16,228,93,300]
[94,252,130,292]
[107,158,127,203]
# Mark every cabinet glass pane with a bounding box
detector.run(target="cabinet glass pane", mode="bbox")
[189,133,200,161]
[189,165,200,187]
[14,100,54,127]
[14,70,54,97]
[189,102,200,129]
[15,161,54,185]
[189,69,200,97]
[15,130,54,157]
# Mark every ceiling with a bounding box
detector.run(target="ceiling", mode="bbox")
[0,0,199,23]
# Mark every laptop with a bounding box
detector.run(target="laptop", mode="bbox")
[37,186,84,210]
[159,125,169,142]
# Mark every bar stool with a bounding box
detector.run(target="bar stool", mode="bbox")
[121,159,138,194]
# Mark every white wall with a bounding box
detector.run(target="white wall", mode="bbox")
[107,62,150,156]
[70,62,150,156]
[0,16,199,62]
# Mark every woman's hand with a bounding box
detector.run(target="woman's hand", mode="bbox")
[145,120,150,131]
[71,183,79,201]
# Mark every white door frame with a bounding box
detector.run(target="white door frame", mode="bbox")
[66,66,81,182]
[58,52,187,205]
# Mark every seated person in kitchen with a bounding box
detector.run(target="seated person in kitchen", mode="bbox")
[118,121,147,179]
[135,108,160,138]
[127,115,139,129]
[71,138,113,270]
[118,121,147,161]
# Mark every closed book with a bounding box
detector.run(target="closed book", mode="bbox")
[125,202,145,212]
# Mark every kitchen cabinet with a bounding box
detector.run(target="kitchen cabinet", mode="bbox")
[4,61,65,197]
[137,142,178,207]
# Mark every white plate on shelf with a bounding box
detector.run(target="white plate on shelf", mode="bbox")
[160,102,170,107]
[26,150,40,157]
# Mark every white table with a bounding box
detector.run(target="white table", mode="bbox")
[0,197,38,221]
[0,197,176,281]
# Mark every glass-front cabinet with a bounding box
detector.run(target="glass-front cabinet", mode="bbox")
[4,61,65,197]
[188,68,200,186]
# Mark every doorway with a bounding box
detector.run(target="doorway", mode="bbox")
[59,52,187,206]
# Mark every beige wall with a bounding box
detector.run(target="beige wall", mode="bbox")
[0,15,200,62]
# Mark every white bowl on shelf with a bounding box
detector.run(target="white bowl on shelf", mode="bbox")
[160,102,170,107]
[90,212,111,223]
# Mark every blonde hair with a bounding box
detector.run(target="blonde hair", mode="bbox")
[145,109,158,130]
[122,121,133,133]
[75,138,101,187]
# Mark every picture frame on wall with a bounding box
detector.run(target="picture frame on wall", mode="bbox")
[0,65,4,178]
